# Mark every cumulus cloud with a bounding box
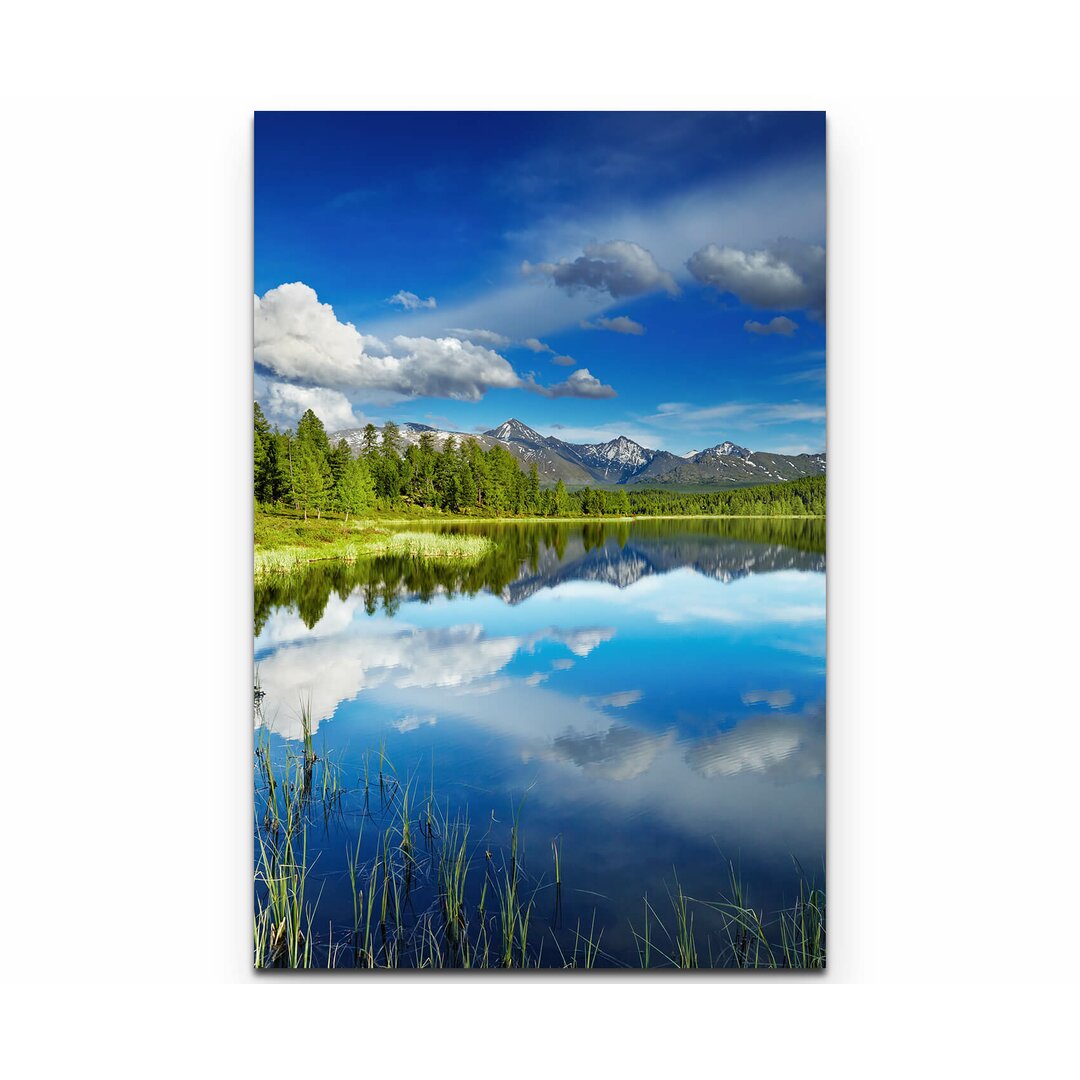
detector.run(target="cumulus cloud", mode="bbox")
[523,240,678,299]
[531,368,617,400]
[445,327,510,348]
[388,289,436,310]
[521,338,554,353]
[263,382,362,430]
[551,354,576,367]
[255,283,521,402]
[687,239,825,317]
[580,315,646,335]
[256,283,612,404]
[744,316,798,336]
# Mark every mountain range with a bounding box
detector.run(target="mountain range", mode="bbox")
[329,417,826,490]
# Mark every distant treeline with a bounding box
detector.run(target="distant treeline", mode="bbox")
[255,405,826,519]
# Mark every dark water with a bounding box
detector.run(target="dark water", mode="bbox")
[254,517,825,967]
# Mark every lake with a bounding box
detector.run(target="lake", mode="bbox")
[254,517,825,968]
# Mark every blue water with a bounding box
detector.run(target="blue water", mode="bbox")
[254,518,825,967]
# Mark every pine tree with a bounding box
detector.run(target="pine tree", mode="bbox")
[271,431,292,504]
[377,421,402,502]
[361,423,379,456]
[329,438,351,491]
[435,436,458,509]
[253,402,273,503]
[293,446,329,521]
[334,455,375,523]
[457,451,477,511]
[524,464,540,514]
[553,479,570,516]
[296,409,331,460]
[381,421,400,458]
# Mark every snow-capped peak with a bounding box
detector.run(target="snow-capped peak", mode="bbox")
[698,440,751,459]
[575,435,652,471]
[681,449,700,459]
[486,418,545,444]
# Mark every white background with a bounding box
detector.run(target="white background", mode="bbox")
[1,1,1078,1071]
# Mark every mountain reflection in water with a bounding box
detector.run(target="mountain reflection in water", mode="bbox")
[253,516,825,966]
[255,516,824,632]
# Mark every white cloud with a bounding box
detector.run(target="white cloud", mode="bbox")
[263,382,362,430]
[580,315,646,335]
[257,284,496,402]
[388,290,436,310]
[523,240,678,299]
[445,327,510,348]
[543,421,670,449]
[687,239,825,316]
[521,338,554,353]
[532,368,617,400]
[551,354,576,367]
[255,283,612,404]
[745,316,798,336]
[359,159,824,345]
[646,400,825,428]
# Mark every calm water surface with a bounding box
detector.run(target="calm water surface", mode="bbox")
[254,518,825,967]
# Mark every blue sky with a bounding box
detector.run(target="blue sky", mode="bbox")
[254,112,825,455]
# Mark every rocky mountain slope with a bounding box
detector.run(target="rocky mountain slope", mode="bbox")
[329,418,825,489]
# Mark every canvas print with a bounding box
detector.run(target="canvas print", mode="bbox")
[253,111,826,969]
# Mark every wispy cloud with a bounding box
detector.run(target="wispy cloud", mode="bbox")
[445,327,510,348]
[362,157,824,344]
[580,315,646,335]
[742,689,795,710]
[778,366,826,384]
[647,400,825,429]
[388,289,437,310]
[582,689,643,709]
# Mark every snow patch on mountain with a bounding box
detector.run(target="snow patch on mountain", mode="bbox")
[695,441,752,460]
[485,418,546,444]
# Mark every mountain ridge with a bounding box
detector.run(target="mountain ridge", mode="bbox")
[329,417,825,489]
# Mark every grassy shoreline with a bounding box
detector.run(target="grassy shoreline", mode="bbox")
[253,506,824,577]
[254,514,494,578]
[372,513,825,525]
